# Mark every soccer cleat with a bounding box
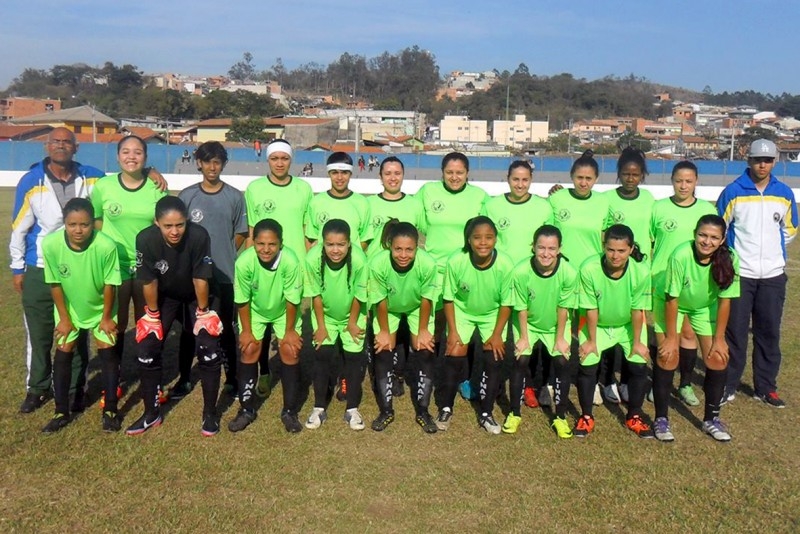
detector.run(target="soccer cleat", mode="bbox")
[371,411,395,432]
[523,387,539,408]
[619,383,629,403]
[603,383,621,404]
[415,412,438,434]
[344,408,365,431]
[593,384,603,406]
[479,413,502,435]
[255,374,272,399]
[653,416,675,442]
[169,381,193,401]
[42,413,70,434]
[99,385,125,409]
[551,416,573,439]
[305,407,327,429]
[501,414,522,434]
[538,385,553,407]
[335,378,347,402]
[436,408,453,431]
[702,417,731,442]
[125,412,162,436]
[459,380,476,400]
[573,415,594,438]
[102,411,122,433]
[228,408,257,432]
[625,415,654,438]
[755,391,786,408]
[19,391,49,414]
[678,385,700,407]
[201,412,220,437]
[280,410,303,433]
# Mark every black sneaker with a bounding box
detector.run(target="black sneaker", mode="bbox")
[125,412,162,436]
[371,411,395,431]
[280,410,302,433]
[392,376,405,397]
[19,391,49,414]
[756,391,786,408]
[102,411,122,432]
[228,408,257,432]
[201,412,220,437]
[168,381,193,401]
[415,412,438,434]
[42,413,70,434]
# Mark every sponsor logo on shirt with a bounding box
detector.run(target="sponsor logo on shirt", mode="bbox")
[58,264,71,278]
[497,217,511,230]
[107,202,122,218]
[431,200,445,213]
[556,209,571,222]
[155,260,169,274]
[191,209,204,223]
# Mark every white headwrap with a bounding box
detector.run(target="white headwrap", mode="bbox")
[266,140,293,158]
[326,162,353,172]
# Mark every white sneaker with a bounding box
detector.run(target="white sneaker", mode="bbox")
[305,407,327,429]
[479,412,501,435]
[593,384,603,406]
[344,408,365,431]
[619,383,629,403]
[603,383,620,404]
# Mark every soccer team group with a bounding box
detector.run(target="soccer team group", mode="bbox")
[10,128,797,441]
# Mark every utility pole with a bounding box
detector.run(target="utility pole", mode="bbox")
[505,83,510,121]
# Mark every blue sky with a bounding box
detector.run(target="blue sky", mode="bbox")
[1,1,796,96]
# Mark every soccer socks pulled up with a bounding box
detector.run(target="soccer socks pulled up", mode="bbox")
[312,345,335,408]
[343,350,367,410]
[625,361,649,419]
[479,350,502,415]
[552,355,572,418]
[98,347,120,412]
[53,349,73,415]
[652,364,675,419]
[509,355,530,417]
[576,364,598,417]
[415,350,435,413]
[678,347,698,388]
[443,355,468,410]
[704,368,727,421]
[237,361,259,409]
[374,349,394,413]
[281,362,300,413]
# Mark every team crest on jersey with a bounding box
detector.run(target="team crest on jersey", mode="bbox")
[431,200,445,213]
[58,264,71,278]
[683,277,690,288]
[612,211,625,223]
[155,260,169,274]
[191,209,204,223]
[387,285,397,296]
[528,288,536,301]
[595,290,602,301]
[261,200,276,214]
[317,212,330,225]
[459,281,470,293]
[663,219,678,232]
[107,203,122,217]
[252,280,259,291]
[372,215,385,229]
[556,209,571,222]
[202,255,213,265]
[497,217,511,230]
[774,212,781,223]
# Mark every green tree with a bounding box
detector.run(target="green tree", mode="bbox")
[616,129,652,152]
[228,52,256,81]
[226,117,266,143]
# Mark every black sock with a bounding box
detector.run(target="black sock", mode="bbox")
[625,362,648,419]
[53,349,73,415]
[98,347,120,412]
[443,356,467,410]
[374,350,394,413]
[139,367,162,418]
[312,346,335,408]
[237,362,258,410]
[198,364,221,415]
[653,364,674,419]
[479,350,501,415]
[281,363,300,413]
[343,350,366,410]
[393,344,406,383]
[576,364,598,417]
[678,347,697,387]
[704,368,727,421]
[553,355,571,418]
[510,355,529,417]
[415,350,434,414]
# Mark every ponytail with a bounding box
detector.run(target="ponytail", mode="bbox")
[381,218,419,251]
[695,215,734,290]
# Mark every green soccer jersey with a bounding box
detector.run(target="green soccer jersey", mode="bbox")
[367,248,440,313]
[305,243,368,322]
[650,197,717,292]
[42,230,121,327]
[91,174,165,278]
[549,188,609,268]
[234,246,303,322]
[665,241,741,311]
[604,187,655,250]
[244,176,312,261]
[512,257,579,333]
[305,191,373,246]
[365,193,427,258]
[482,194,554,265]
[418,181,488,268]
[443,250,515,317]
[579,255,651,327]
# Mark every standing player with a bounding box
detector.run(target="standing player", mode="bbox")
[369,220,440,432]
[229,219,305,433]
[575,224,652,438]
[40,198,121,433]
[507,225,578,437]
[418,152,488,400]
[437,216,514,434]
[652,215,739,442]
[127,197,223,436]
[178,141,247,397]
[650,161,716,407]
[304,219,370,431]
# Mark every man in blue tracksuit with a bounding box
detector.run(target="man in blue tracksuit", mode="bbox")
[717,139,798,407]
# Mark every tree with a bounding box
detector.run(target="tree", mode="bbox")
[228,52,256,81]
[513,63,531,78]
[616,129,652,152]
[226,117,266,143]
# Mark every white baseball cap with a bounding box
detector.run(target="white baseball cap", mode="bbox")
[748,139,778,158]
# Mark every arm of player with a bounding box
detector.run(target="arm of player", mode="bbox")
[554,307,571,358]
[416,298,435,352]
[443,301,463,354]
[51,284,75,347]
[579,309,598,362]
[311,295,330,349]
[281,300,303,360]
[146,167,169,192]
[136,280,163,342]
[374,299,394,352]
[237,303,256,353]
[485,305,511,360]
[631,308,649,361]
[99,284,118,344]
[346,297,366,344]
[515,310,531,356]
[658,297,680,368]
[707,298,731,370]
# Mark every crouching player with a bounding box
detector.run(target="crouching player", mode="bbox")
[127,197,223,436]
[41,198,121,433]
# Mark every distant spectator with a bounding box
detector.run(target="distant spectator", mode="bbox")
[181,149,192,164]
[254,139,262,160]
[358,155,366,172]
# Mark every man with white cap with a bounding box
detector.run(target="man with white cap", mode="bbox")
[717,139,798,407]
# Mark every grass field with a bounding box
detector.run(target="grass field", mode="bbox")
[0,188,799,533]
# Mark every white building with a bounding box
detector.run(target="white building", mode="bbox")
[439,115,488,143]
[492,114,548,148]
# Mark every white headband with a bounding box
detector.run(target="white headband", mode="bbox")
[327,162,353,172]
[266,141,292,159]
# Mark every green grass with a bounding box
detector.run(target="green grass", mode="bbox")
[1,188,799,533]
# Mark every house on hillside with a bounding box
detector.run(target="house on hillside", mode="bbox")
[9,105,117,138]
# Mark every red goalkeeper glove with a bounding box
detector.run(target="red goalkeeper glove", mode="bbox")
[135,306,163,343]
[194,308,223,337]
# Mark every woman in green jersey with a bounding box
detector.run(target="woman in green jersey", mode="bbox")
[437,216,514,435]
[41,198,121,433]
[650,161,717,407]
[304,219,369,431]
[652,215,739,442]
[90,136,165,360]
[575,224,653,438]
[229,219,305,433]
[507,225,578,437]
[369,219,439,433]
